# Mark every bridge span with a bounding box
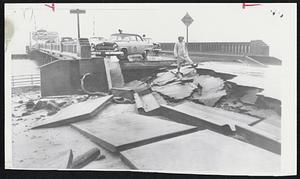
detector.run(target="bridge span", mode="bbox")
[25,38,280,97]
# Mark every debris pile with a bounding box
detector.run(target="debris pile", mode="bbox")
[138,64,281,124]
[10,61,281,171]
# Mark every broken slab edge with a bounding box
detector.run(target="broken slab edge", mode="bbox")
[117,127,200,152]
[235,125,281,155]
[31,95,113,129]
[160,104,234,135]
[72,121,199,153]
[71,124,118,153]
[120,153,139,170]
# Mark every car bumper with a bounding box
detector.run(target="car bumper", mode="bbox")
[91,51,123,56]
[153,48,162,52]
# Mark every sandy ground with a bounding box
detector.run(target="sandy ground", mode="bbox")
[11,87,133,169]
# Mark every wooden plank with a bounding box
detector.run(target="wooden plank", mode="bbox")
[120,130,280,175]
[71,113,198,153]
[32,95,113,129]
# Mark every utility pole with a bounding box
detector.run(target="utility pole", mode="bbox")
[70,9,86,39]
[33,15,37,31]
[93,16,95,36]
[186,26,188,43]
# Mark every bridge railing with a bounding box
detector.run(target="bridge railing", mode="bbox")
[62,43,77,54]
[11,74,40,88]
[35,38,90,58]
[160,40,269,56]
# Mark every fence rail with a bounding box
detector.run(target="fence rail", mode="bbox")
[159,40,270,56]
[11,74,40,88]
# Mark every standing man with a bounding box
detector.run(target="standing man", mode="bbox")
[173,36,196,76]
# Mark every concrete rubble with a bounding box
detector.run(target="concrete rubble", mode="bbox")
[11,60,281,173]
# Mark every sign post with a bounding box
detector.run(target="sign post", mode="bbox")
[181,12,194,45]
[70,9,86,39]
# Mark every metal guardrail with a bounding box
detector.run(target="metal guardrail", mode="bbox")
[11,74,40,88]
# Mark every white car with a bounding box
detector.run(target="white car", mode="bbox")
[93,32,153,61]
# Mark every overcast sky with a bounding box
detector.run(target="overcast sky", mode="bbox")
[5,3,297,60]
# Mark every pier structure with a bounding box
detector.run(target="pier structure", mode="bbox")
[26,38,280,97]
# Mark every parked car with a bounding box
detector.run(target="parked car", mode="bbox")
[61,37,75,43]
[143,37,162,56]
[89,37,107,50]
[92,32,153,61]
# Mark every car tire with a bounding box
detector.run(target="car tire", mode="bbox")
[117,48,128,61]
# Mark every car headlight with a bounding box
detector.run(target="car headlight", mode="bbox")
[113,43,118,49]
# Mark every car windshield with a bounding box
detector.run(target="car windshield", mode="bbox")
[62,37,73,41]
[90,37,106,41]
[109,34,142,42]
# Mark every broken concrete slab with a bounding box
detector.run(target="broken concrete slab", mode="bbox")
[192,75,225,94]
[240,88,260,105]
[196,67,236,81]
[31,95,113,129]
[260,118,281,128]
[124,80,152,95]
[134,92,161,114]
[152,92,168,105]
[235,123,281,154]
[152,82,196,101]
[191,90,227,106]
[71,113,198,153]
[255,95,281,115]
[190,75,227,106]
[151,71,176,86]
[152,66,196,86]
[111,87,134,101]
[251,120,281,140]
[120,130,280,175]
[160,102,261,135]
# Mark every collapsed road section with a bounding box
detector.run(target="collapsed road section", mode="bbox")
[11,55,281,173]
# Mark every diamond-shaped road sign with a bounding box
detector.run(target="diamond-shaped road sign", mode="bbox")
[181,13,193,27]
